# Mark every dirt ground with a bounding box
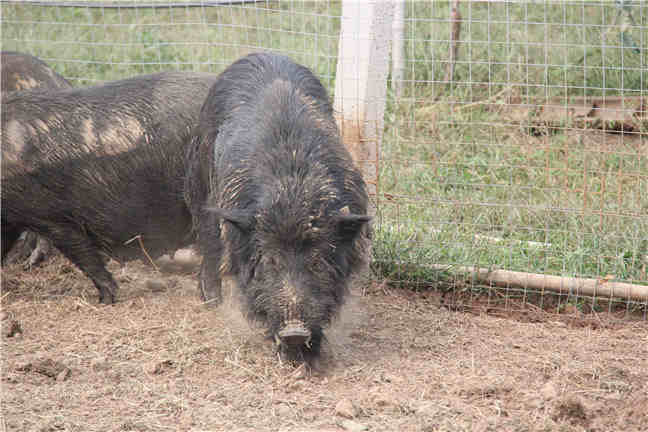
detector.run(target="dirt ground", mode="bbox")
[2,253,647,432]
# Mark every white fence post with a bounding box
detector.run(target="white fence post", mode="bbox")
[391,0,405,99]
[334,0,395,197]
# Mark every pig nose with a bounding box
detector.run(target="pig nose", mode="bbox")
[278,321,312,347]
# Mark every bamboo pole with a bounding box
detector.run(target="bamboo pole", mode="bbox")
[429,265,648,302]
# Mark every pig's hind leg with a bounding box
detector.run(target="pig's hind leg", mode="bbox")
[50,229,118,305]
[1,222,23,262]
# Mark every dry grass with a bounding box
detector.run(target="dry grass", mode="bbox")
[2,256,647,431]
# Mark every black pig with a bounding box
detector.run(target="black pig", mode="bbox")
[2,72,219,304]
[1,51,71,93]
[1,51,72,266]
[185,53,371,361]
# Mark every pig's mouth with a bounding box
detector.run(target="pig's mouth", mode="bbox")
[275,320,312,348]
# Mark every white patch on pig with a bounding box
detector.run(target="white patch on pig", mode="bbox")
[80,118,97,148]
[1,120,27,170]
[98,116,145,155]
[12,73,38,90]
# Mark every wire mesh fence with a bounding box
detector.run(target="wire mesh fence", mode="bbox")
[379,0,647,318]
[2,0,646,317]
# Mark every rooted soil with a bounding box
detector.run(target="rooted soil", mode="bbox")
[2,255,647,431]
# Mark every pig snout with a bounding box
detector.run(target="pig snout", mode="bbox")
[276,320,312,347]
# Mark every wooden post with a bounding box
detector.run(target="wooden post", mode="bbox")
[391,0,405,99]
[334,0,395,197]
[444,0,462,84]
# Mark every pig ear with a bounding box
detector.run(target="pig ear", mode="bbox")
[336,214,372,240]
[206,207,255,232]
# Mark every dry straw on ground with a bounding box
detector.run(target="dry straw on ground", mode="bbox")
[2,255,647,431]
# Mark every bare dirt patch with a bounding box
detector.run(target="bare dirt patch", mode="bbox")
[2,256,647,431]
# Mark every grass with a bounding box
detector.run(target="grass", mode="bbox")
[0,1,343,87]
[403,1,646,99]
[2,1,647,298]
[379,93,647,287]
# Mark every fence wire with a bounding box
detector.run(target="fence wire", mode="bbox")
[380,0,646,319]
[1,0,646,317]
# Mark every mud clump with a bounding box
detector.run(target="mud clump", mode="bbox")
[553,396,588,427]
[17,358,71,382]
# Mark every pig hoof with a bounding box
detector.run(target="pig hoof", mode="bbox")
[199,280,221,307]
[98,291,116,305]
